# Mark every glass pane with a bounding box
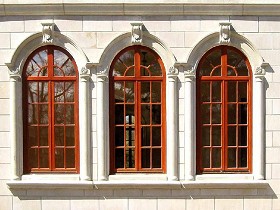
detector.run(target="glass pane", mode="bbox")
[140,50,154,67]
[65,104,74,124]
[212,126,221,146]
[115,126,124,146]
[126,126,135,146]
[39,148,49,168]
[238,126,247,146]
[140,67,150,76]
[141,148,150,168]
[38,82,48,102]
[152,127,161,146]
[39,126,48,146]
[228,104,236,124]
[199,49,221,76]
[114,82,124,102]
[238,82,247,102]
[115,149,124,168]
[125,67,134,76]
[239,104,247,124]
[228,148,236,168]
[113,51,133,76]
[125,82,134,102]
[28,104,38,124]
[66,126,75,146]
[201,82,210,102]
[125,105,134,125]
[28,82,38,103]
[212,81,221,102]
[125,148,135,168]
[66,148,75,168]
[150,62,162,76]
[54,82,65,102]
[54,67,64,76]
[65,82,74,102]
[141,82,150,102]
[152,148,161,168]
[201,104,210,124]
[54,50,76,76]
[202,126,210,146]
[151,82,161,103]
[152,105,161,125]
[26,50,48,76]
[29,148,38,168]
[63,60,76,76]
[28,126,38,146]
[212,104,221,124]
[212,148,221,168]
[39,104,49,124]
[141,104,150,125]
[55,104,64,124]
[115,104,124,124]
[227,49,243,67]
[228,81,236,102]
[228,126,236,146]
[236,59,249,76]
[211,67,221,76]
[238,148,247,167]
[202,148,210,168]
[227,67,236,76]
[55,126,64,146]
[55,148,64,168]
[141,126,150,146]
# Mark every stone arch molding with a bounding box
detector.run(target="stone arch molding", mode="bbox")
[6,31,89,74]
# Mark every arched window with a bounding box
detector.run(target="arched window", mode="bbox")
[109,46,166,173]
[23,46,79,173]
[196,46,252,174]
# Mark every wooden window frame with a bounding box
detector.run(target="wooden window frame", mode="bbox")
[196,46,252,174]
[22,45,79,173]
[109,46,166,174]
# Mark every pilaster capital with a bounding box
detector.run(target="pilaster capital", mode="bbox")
[184,66,196,79]
[9,67,21,81]
[167,66,179,79]
[80,64,92,81]
[97,66,109,81]
[254,62,268,80]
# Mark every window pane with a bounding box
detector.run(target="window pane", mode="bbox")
[125,67,134,76]
[199,49,221,77]
[202,148,210,168]
[28,126,38,146]
[141,104,150,125]
[115,149,124,168]
[212,81,221,102]
[228,81,236,102]
[55,126,64,146]
[28,104,38,124]
[238,148,247,168]
[66,126,75,146]
[152,105,161,125]
[54,82,65,102]
[26,50,48,76]
[152,148,161,168]
[55,104,64,124]
[212,148,221,168]
[227,67,236,76]
[141,126,150,146]
[202,126,210,146]
[228,148,236,168]
[66,148,75,168]
[141,82,150,103]
[212,126,221,146]
[39,104,49,124]
[28,82,38,103]
[126,126,135,146]
[236,59,249,76]
[141,148,150,168]
[201,82,210,102]
[125,82,134,102]
[39,148,49,168]
[238,82,247,102]
[125,105,134,125]
[55,148,64,168]
[152,127,161,146]
[211,66,221,76]
[54,50,76,76]
[114,82,124,102]
[113,50,134,76]
[38,82,48,102]
[151,82,161,103]
[212,104,221,124]
[65,82,74,102]
[238,104,247,124]
[238,126,247,146]
[228,126,236,146]
[140,67,150,76]
[201,104,210,124]
[115,104,124,124]
[39,126,48,146]
[228,104,236,124]
[115,126,124,146]
[125,148,135,168]
[29,148,38,168]
[65,104,74,124]
[150,62,162,76]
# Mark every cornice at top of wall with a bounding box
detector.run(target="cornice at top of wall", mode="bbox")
[1,1,280,16]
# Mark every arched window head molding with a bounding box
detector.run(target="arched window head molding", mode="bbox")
[94,30,180,181]
[6,29,92,181]
[184,25,267,181]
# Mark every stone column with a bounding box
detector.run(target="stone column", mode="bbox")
[9,70,21,180]
[79,67,91,181]
[184,67,196,181]
[167,66,179,181]
[97,70,108,181]
[253,65,267,180]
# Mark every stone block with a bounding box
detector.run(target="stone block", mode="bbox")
[13,196,41,210]
[0,132,10,147]
[171,16,200,32]
[42,199,70,210]
[24,16,53,32]
[200,16,229,32]
[10,32,32,50]
[0,33,10,49]
[65,32,97,48]
[186,196,214,210]
[266,115,280,131]
[0,180,12,196]
[244,196,272,210]
[0,115,10,131]
[0,16,24,33]
[272,164,280,179]
[266,99,273,115]
[0,148,10,163]
[113,16,141,32]
[266,131,273,147]
[259,17,280,32]
[54,16,83,32]
[0,99,9,114]
[266,83,280,99]
[230,16,258,32]
[185,32,208,48]
[158,198,185,210]
[113,189,142,197]
[0,196,12,210]
[142,189,171,197]
[258,50,280,66]
[83,16,112,32]
[142,16,171,32]
[96,32,123,49]
[244,33,273,50]
[266,163,272,180]
[154,32,184,48]
[99,198,128,210]
[0,66,9,81]
[70,199,99,210]
[129,198,157,210]
[273,131,280,147]
[0,163,10,179]
[215,196,243,210]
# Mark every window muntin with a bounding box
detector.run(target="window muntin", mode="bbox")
[110,46,166,173]
[23,46,79,173]
[197,46,252,174]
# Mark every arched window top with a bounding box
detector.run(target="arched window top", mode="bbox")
[197,46,251,78]
[110,46,165,77]
[24,46,77,78]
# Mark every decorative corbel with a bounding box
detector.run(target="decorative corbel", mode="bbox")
[254,62,268,79]
[219,22,232,44]
[42,23,55,43]
[131,22,143,45]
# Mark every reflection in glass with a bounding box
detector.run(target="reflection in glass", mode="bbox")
[238,82,247,102]
[212,126,221,146]
[65,104,74,124]
[125,82,134,102]
[28,104,38,124]
[228,148,236,168]
[29,148,38,168]
[202,148,210,168]
[201,82,210,102]
[28,126,37,146]
[228,104,236,124]
[55,148,64,168]
[152,127,161,146]
[152,105,161,125]
[126,126,135,146]
[66,148,75,168]
[151,82,161,102]
[40,148,49,168]
[202,126,210,146]
[212,81,221,102]
[113,50,134,76]
[141,126,150,146]
[142,148,150,168]
[239,148,247,167]
[152,149,161,168]
[227,67,236,76]
[141,82,150,102]
[228,81,236,102]
[141,104,150,125]
[211,67,221,76]
[212,148,221,168]
[212,104,221,124]
[238,126,247,146]
[26,50,48,76]
[39,105,49,124]
[126,148,135,168]
[66,126,75,146]
[201,104,210,124]
[114,82,124,102]
[238,104,247,124]
[55,126,64,146]
[115,104,124,124]
[38,82,49,102]
[39,126,48,146]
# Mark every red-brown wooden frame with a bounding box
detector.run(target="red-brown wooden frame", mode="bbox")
[109,46,166,174]
[23,45,79,173]
[196,46,252,174]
